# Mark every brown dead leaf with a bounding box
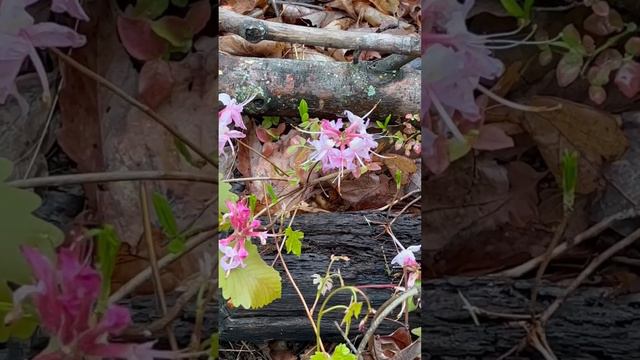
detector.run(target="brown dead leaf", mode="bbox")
[326,0,357,18]
[305,11,351,29]
[284,46,336,61]
[222,0,267,14]
[355,2,415,31]
[521,96,628,194]
[369,0,399,15]
[383,154,416,185]
[338,173,395,209]
[219,34,286,58]
[280,4,319,23]
[374,328,412,360]
[138,59,174,110]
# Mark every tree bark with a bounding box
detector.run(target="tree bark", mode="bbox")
[219,8,420,56]
[219,212,421,342]
[218,53,420,119]
[423,278,640,359]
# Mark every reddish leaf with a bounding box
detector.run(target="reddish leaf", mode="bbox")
[615,61,640,98]
[473,124,514,151]
[589,85,607,104]
[138,59,174,110]
[583,9,624,36]
[185,0,212,34]
[117,15,167,60]
[255,127,272,143]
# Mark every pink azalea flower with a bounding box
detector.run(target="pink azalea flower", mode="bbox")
[219,117,245,154]
[6,245,175,360]
[391,245,421,268]
[219,199,268,275]
[219,92,255,130]
[25,0,89,21]
[0,0,86,110]
[308,110,378,177]
[615,60,640,98]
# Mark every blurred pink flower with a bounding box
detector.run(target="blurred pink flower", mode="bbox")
[391,245,420,268]
[615,60,640,98]
[6,245,174,360]
[0,0,86,111]
[218,93,257,154]
[25,0,89,21]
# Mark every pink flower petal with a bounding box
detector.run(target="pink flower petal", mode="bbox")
[50,0,90,21]
[22,22,86,48]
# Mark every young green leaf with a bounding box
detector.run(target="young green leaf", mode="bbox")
[248,194,258,215]
[209,332,220,359]
[133,0,169,19]
[500,0,525,18]
[152,192,179,237]
[92,225,121,313]
[266,183,278,204]
[331,344,357,360]
[411,327,421,337]
[561,150,578,213]
[341,301,362,334]
[284,227,304,256]
[298,99,309,123]
[219,241,282,309]
[168,237,186,254]
[394,169,402,190]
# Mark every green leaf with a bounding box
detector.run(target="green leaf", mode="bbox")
[0,302,38,342]
[331,344,357,360]
[298,99,309,122]
[0,158,64,341]
[411,327,421,337]
[394,169,402,190]
[209,332,220,359]
[266,183,278,204]
[248,194,258,215]
[341,301,362,331]
[152,192,179,237]
[134,0,169,19]
[561,150,578,213]
[168,237,186,254]
[523,0,535,19]
[151,16,193,48]
[284,227,304,256]
[219,242,282,309]
[500,0,525,18]
[93,225,121,313]
[171,0,189,6]
[219,173,239,214]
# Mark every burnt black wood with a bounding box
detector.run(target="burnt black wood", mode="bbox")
[219,212,421,342]
[423,278,640,360]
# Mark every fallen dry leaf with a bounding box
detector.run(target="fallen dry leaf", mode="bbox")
[383,154,416,185]
[219,34,286,58]
[520,96,628,194]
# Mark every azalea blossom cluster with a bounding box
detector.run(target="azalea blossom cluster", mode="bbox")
[219,198,268,275]
[5,245,174,360]
[422,0,505,147]
[308,110,378,177]
[218,92,256,155]
[0,0,88,114]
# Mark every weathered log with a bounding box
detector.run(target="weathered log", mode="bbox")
[219,8,420,56]
[219,212,421,342]
[423,278,640,359]
[218,54,420,119]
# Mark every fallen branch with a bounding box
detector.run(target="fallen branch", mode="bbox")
[219,8,419,56]
[219,54,420,118]
[7,171,217,188]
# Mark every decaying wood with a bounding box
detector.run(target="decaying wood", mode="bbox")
[423,278,640,359]
[218,54,420,118]
[219,212,421,342]
[219,8,420,56]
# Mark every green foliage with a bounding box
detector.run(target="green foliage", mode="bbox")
[284,227,304,256]
[133,0,169,19]
[0,158,64,342]
[375,114,392,130]
[298,99,309,123]
[500,0,534,22]
[152,192,185,254]
[561,150,579,213]
[341,301,362,333]
[394,169,402,190]
[411,327,421,337]
[89,225,121,313]
[174,138,206,169]
[265,183,278,205]
[247,194,258,215]
[311,344,357,360]
[209,332,219,359]
[261,116,280,129]
[219,241,282,309]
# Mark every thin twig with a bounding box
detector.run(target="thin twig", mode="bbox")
[109,230,216,303]
[139,183,178,350]
[8,170,217,188]
[541,226,640,324]
[494,207,640,277]
[334,321,358,354]
[50,48,217,168]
